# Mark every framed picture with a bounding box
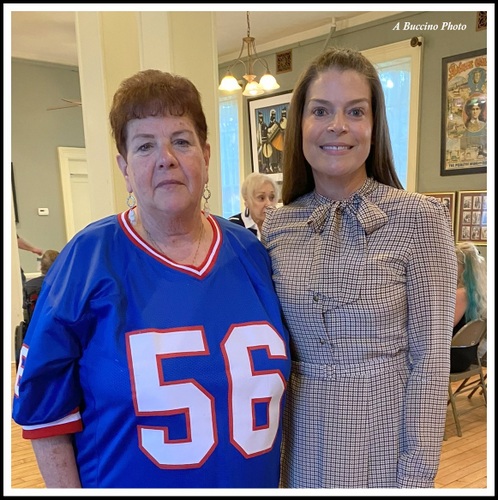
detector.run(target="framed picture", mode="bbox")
[422,191,456,235]
[248,91,293,182]
[456,190,487,245]
[441,49,487,176]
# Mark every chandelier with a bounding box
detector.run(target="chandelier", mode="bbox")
[218,12,280,97]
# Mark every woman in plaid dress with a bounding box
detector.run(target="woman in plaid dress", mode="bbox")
[262,47,457,488]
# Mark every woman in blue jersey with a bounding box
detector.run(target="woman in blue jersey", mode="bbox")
[13,69,290,488]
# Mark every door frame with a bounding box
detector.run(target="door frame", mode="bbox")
[57,146,87,241]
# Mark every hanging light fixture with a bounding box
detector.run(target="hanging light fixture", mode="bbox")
[218,11,280,97]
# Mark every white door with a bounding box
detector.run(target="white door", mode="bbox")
[58,147,92,241]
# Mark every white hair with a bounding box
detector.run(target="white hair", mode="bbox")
[241,172,278,202]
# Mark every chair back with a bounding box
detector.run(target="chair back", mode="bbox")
[451,319,487,348]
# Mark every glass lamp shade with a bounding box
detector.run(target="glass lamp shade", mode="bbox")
[243,81,264,96]
[259,73,280,91]
[218,74,242,91]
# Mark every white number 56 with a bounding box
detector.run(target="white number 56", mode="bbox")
[127,322,287,469]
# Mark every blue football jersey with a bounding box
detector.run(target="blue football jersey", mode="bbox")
[13,211,290,488]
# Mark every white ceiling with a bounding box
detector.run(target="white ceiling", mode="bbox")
[9,9,402,67]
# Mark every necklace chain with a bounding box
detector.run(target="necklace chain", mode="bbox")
[145,222,205,266]
[191,223,205,266]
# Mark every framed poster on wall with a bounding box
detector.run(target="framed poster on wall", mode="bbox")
[441,49,487,176]
[248,91,292,183]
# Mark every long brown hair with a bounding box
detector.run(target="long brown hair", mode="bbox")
[282,47,403,204]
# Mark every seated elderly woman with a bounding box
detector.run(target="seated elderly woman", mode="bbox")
[229,172,278,239]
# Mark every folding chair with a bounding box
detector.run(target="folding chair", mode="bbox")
[15,321,28,367]
[447,319,487,438]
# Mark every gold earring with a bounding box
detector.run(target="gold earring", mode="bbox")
[126,193,136,208]
[202,185,211,218]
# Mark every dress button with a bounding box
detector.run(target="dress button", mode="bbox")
[313,293,319,302]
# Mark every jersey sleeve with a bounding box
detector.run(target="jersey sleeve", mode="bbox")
[13,224,106,437]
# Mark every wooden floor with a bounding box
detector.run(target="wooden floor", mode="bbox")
[8,363,488,490]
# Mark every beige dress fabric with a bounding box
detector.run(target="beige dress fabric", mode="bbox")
[262,178,457,488]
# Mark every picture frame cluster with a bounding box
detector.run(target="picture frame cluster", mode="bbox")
[422,190,487,245]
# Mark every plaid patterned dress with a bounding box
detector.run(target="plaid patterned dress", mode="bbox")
[262,178,457,488]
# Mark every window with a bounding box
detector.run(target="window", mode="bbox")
[219,94,243,218]
[363,39,422,191]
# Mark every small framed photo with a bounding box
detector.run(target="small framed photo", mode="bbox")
[422,191,456,235]
[456,190,487,244]
[248,91,293,182]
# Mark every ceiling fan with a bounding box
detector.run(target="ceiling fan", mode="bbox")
[47,98,82,111]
